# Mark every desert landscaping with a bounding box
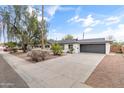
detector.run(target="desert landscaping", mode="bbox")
[0,5,124,88]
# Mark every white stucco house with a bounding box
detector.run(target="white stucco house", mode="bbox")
[55,38,112,54]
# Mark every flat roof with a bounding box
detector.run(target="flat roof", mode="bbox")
[57,38,112,44]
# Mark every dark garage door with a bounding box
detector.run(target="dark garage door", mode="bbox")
[80,44,105,53]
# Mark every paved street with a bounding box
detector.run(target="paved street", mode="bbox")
[0,55,28,88]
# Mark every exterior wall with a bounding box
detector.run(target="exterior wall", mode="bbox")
[63,43,110,54]
[73,43,80,53]
[63,44,69,53]
[106,43,110,54]
[63,43,80,53]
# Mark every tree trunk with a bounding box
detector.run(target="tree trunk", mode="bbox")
[22,44,27,53]
[41,5,45,49]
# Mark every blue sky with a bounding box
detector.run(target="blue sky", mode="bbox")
[33,5,124,41]
[1,5,124,42]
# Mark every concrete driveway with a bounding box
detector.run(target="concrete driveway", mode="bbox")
[1,52,105,88]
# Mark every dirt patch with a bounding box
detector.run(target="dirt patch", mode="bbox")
[85,54,124,88]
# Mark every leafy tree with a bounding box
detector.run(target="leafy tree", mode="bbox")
[63,34,74,40]
[0,5,49,52]
[10,5,30,52]
[112,41,123,46]
[27,12,40,46]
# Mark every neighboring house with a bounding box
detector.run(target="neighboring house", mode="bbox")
[57,38,112,54]
[34,40,56,49]
[46,39,57,49]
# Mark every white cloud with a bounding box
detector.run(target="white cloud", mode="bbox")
[48,28,92,40]
[105,16,120,25]
[27,6,49,22]
[48,29,66,40]
[118,24,124,28]
[83,15,94,27]
[48,25,124,41]
[67,15,80,23]
[46,5,60,17]
[51,29,56,33]
[58,6,75,11]
[72,24,124,41]
[37,16,49,22]
[46,6,75,18]
[67,14,100,27]
[84,28,93,33]
[82,14,100,27]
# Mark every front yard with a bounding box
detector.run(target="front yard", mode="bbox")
[2,48,124,88]
[86,54,124,88]
[7,43,65,63]
[11,50,61,63]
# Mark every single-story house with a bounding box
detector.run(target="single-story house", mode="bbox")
[56,38,112,54]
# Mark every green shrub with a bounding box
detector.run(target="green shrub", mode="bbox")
[51,43,63,56]
[5,42,16,48]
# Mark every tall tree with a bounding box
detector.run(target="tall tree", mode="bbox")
[0,5,49,52]
[28,12,39,46]
[62,34,74,40]
[9,5,39,52]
